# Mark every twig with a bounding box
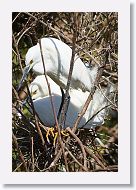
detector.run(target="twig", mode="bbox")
[39,39,59,130]
[14,12,118,172]
[92,166,118,172]
[103,69,118,77]
[48,52,108,170]
[13,162,25,172]
[59,14,77,127]
[31,137,35,171]
[12,12,21,23]
[26,83,45,146]
[72,53,108,133]
[82,105,110,128]
[66,127,88,171]
[44,149,62,171]
[17,27,32,46]
[24,12,100,67]
[65,147,88,171]
[15,16,34,38]
[90,26,108,49]
[12,133,28,172]
[13,103,34,129]
[39,39,69,171]
[84,146,106,169]
[97,84,117,109]
[12,85,22,108]
[12,33,23,72]
[72,92,95,133]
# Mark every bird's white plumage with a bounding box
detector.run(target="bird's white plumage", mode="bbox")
[29,75,113,129]
[21,37,98,92]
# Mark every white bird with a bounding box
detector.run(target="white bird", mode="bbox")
[29,75,113,129]
[18,37,98,92]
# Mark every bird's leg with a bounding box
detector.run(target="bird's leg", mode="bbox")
[53,130,69,146]
[57,87,65,121]
[63,93,70,127]
[58,84,71,130]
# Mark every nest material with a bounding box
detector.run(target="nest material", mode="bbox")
[12,12,118,172]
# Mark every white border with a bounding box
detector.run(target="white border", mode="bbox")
[0,0,130,185]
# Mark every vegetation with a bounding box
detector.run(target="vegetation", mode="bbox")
[12,12,118,172]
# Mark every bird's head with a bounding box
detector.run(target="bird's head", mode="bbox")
[19,76,48,105]
[17,45,41,91]
[25,45,41,66]
[29,77,50,100]
[29,75,61,101]
[29,84,41,100]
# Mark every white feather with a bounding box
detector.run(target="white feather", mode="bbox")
[29,75,113,129]
[24,37,98,92]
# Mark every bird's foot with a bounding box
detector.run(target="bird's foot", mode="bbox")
[46,128,69,146]
[53,130,69,146]
[46,127,55,143]
[61,130,69,137]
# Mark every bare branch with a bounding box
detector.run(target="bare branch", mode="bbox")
[12,133,28,172]
[39,39,69,171]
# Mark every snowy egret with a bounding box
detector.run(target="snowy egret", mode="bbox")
[28,75,114,129]
[18,37,98,92]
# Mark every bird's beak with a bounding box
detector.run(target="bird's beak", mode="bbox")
[22,94,32,106]
[17,64,32,91]
[22,97,28,106]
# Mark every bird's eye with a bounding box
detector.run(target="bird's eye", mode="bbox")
[33,90,37,95]
[30,60,33,65]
